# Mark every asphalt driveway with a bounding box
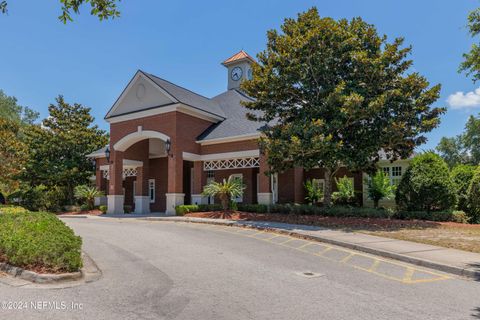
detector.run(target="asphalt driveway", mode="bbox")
[1,217,480,320]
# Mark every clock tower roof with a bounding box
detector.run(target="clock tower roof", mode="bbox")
[222,50,256,66]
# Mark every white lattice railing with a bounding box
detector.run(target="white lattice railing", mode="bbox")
[102,168,138,180]
[203,157,260,171]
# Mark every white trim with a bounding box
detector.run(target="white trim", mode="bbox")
[105,71,178,119]
[114,130,171,152]
[106,103,224,124]
[204,157,259,171]
[182,150,259,162]
[99,159,143,171]
[197,133,260,145]
[86,150,107,158]
[230,173,243,203]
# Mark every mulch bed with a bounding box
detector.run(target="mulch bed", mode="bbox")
[184,211,479,232]
[58,209,103,216]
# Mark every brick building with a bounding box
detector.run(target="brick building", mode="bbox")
[88,51,409,215]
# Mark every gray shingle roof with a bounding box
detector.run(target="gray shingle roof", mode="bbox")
[144,72,226,119]
[197,89,263,141]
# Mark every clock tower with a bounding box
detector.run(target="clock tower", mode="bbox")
[222,50,255,90]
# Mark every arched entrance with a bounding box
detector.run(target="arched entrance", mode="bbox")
[106,129,183,215]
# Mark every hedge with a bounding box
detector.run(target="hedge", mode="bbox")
[175,203,466,223]
[0,208,83,272]
[175,204,223,216]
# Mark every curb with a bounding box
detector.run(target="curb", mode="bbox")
[146,217,480,280]
[0,262,82,284]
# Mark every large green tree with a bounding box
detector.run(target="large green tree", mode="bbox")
[0,90,38,125]
[242,8,444,205]
[0,0,121,23]
[21,96,108,203]
[436,113,480,166]
[460,7,480,81]
[0,118,28,202]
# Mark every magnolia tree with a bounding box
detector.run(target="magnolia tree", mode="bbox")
[242,8,444,206]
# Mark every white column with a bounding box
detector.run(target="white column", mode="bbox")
[165,193,185,215]
[134,196,151,214]
[107,195,125,214]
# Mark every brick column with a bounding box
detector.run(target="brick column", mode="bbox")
[257,153,272,205]
[191,161,205,205]
[293,167,305,204]
[166,148,184,215]
[134,140,150,214]
[107,150,124,214]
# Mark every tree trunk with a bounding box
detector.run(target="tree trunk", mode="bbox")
[373,199,379,209]
[220,194,229,211]
[324,169,333,207]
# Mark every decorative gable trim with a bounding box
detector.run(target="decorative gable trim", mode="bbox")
[196,133,260,145]
[105,70,178,120]
[106,103,223,124]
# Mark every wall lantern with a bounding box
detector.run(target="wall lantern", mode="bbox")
[165,139,171,155]
[105,146,111,163]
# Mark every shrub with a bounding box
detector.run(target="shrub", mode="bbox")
[396,152,456,212]
[123,205,132,214]
[451,164,476,212]
[198,204,223,212]
[0,205,29,214]
[9,185,67,213]
[451,210,469,224]
[74,185,104,211]
[0,210,82,272]
[393,210,455,222]
[304,179,323,205]
[175,205,199,216]
[237,204,268,213]
[366,170,396,208]
[466,167,480,223]
[99,205,107,214]
[332,176,356,205]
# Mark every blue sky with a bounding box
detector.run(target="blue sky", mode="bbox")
[0,0,478,149]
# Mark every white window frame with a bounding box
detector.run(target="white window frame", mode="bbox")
[230,173,243,203]
[312,178,325,201]
[381,166,403,186]
[148,179,155,203]
[133,181,137,197]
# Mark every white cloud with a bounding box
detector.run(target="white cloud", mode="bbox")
[447,88,480,109]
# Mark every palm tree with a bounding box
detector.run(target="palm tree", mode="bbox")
[202,176,245,212]
[74,185,104,210]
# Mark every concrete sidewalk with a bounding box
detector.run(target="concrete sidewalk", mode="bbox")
[141,216,480,279]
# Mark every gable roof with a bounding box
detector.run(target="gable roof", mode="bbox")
[197,89,263,141]
[105,70,225,120]
[222,50,256,66]
[143,72,225,118]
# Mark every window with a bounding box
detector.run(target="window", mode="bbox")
[149,179,155,203]
[381,166,403,186]
[206,170,215,179]
[230,173,243,203]
[312,179,325,200]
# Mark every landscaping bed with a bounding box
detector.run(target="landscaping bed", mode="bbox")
[0,206,83,273]
[184,211,480,254]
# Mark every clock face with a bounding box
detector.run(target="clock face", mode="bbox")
[231,67,243,81]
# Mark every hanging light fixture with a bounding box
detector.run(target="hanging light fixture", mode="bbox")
[105,146,111,163]
[165,139,171,155]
